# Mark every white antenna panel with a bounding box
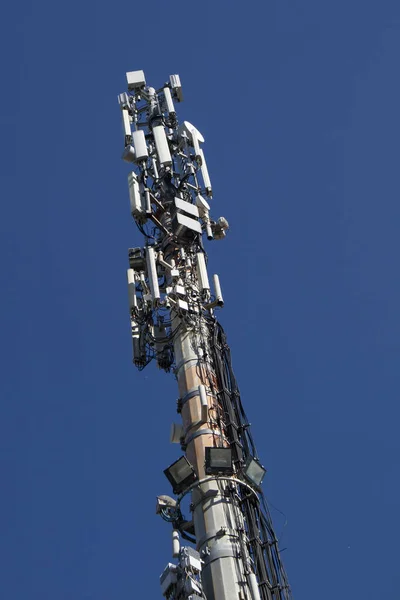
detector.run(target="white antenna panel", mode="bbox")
[132,130,148,161]
[153,125,172,167]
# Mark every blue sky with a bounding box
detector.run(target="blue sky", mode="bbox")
[1,1,400,598]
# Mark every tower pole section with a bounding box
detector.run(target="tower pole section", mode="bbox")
[173,320,253,600]
[118,70,291,600]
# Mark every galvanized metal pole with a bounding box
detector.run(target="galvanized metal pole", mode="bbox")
[172,320,256,600]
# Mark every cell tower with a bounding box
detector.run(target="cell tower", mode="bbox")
[118,70,291,600]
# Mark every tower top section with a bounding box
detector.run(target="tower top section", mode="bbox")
[117,70,221,214]
[118,70,229,372]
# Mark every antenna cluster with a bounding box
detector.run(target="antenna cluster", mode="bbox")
[119,70,228,372]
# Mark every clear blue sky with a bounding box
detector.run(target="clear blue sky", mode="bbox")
[1,1,399,598]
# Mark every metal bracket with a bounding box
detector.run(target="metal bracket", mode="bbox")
[197,527,240,552]
[202,542,239,564]
[185,428,222,446]
[178,386,216,411]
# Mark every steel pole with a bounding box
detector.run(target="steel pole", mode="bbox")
[173,319,258,600]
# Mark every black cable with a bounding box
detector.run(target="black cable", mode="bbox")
[136,221,154,240]
[209,318,292,599]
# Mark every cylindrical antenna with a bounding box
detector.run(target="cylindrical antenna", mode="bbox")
[196,252,210,293]
[121,109,132,146]
[144,189,151,213]
[199,148,212,196]
[152,157,159,180]
[248,572,262,600]
[172,530,180,558]
[163,87,176,115]
[146,247,160,301]
[198,384,208,423]
[127,269,137,310]
[213,274,224,306]
[192,130,201,160]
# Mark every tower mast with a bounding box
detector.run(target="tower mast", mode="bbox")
[118,70,291,600]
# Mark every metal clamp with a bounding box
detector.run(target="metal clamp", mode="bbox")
[197,527,240,552]
[178,386,216,411]
[202,542,240,564]
[185,428,222,445]
[174,357,201,376]
[176,476,260,509]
